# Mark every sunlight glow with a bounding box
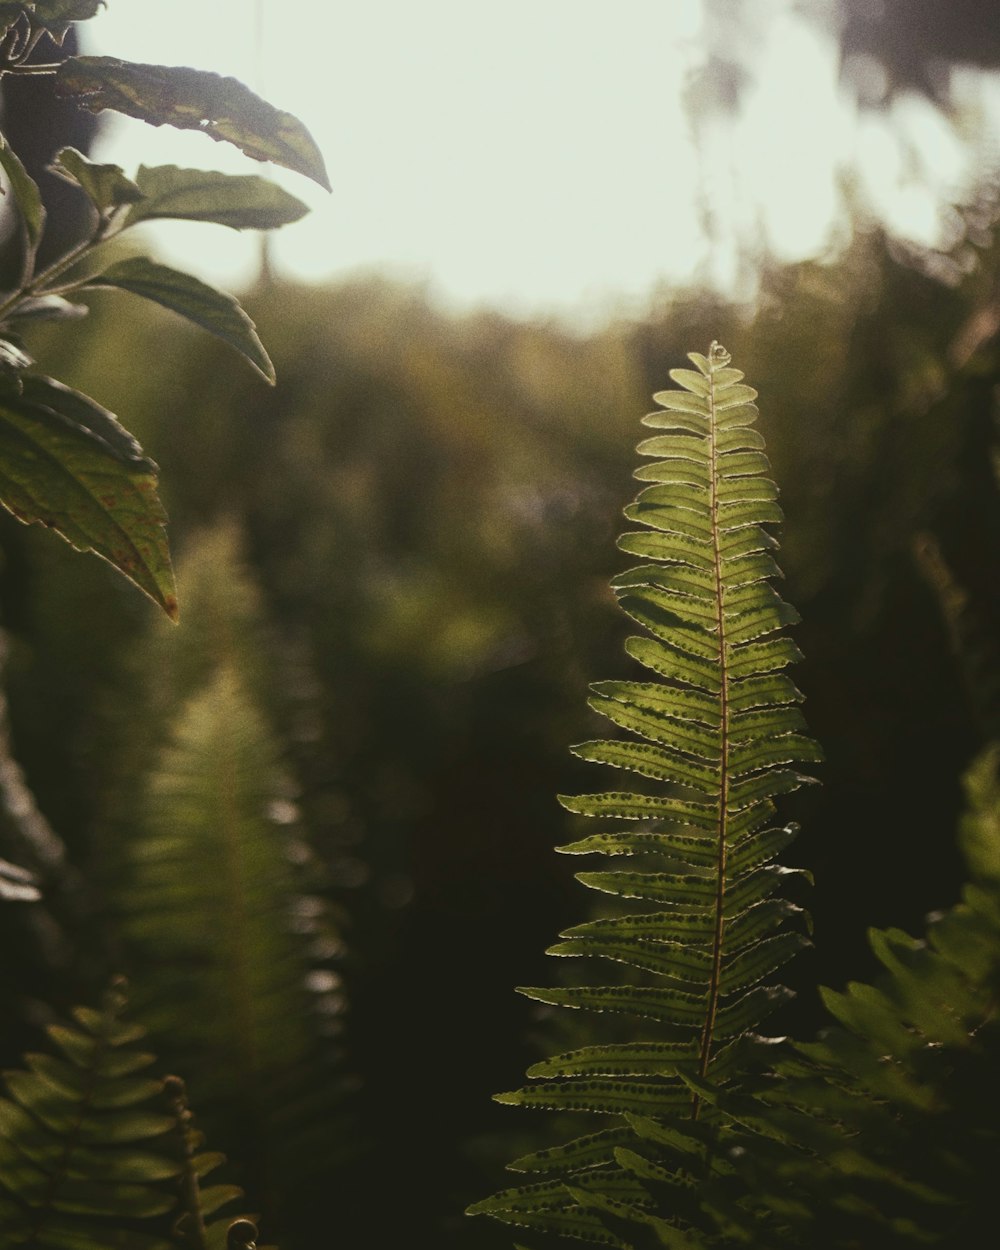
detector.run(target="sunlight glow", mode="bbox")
[83,0,985,318]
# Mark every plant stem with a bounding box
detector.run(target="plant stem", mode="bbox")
[0,225,112,323]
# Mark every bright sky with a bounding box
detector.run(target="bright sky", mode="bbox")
[85,0,979,320]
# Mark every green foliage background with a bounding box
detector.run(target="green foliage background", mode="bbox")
[0,217,997,1244]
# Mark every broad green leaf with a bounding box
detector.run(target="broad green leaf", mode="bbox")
[0,128,45,249]
[86,257,274,382]
[5,294,88,323]
[49,146,143,212]
[54,57,331,190]
[125,164,309,230]
[0,377,177,618]
[19,374,152,465]
[0,338,33,373]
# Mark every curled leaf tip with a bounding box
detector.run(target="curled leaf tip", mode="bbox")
[709,340,731,368]
[226,1217,258,1249]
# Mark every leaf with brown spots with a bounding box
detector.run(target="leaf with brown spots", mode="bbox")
[54,56,331,190]
[0,375,177,619]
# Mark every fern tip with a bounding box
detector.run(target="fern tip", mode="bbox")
[709,340,731,367]
[226,1218,259,1249]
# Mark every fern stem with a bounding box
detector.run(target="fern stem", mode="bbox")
[217,700,264,1086]
[694,343,731,1112]
[165,1075,209,1250]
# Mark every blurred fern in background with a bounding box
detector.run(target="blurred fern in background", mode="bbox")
[0,978,269,1249]
[105,524,351,1247]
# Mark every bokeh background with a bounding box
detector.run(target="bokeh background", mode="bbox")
[0,2,998,1247]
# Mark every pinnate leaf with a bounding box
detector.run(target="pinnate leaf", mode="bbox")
[87,257,274,382]
[54,57,331,190]
[0,375,177,619]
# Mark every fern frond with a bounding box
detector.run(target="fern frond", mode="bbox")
[162,1076,274,1250]
[95,518,349,1242]
[774,745,1000,1246]
[0,979,266,1250]
[97,521,276,835]
[0,979,176,1248]
[474,343,819,1245]
[121,661,332,1085]
[117,660,345,1238]
[650,745,1000,1249]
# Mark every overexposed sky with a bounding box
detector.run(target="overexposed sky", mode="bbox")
[84,0,979,319]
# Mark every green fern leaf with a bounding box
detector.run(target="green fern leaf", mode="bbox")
[0,980,267,1250]
[642,746,1000,1249]
[771,746,1000,1246]
[473,343,820,1245]
[100,521,349,1243]
[0,980,176,1248]
[119,663,328,1101]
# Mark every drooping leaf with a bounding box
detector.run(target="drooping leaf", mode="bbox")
[0,127,45,250]
[85,257,275,382]
[124,164,309,231]
[54,57,331,190]
[0,374,177,618]
[49,145,143,212]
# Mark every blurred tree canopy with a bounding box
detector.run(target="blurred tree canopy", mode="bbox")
[840,0,1000,103]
